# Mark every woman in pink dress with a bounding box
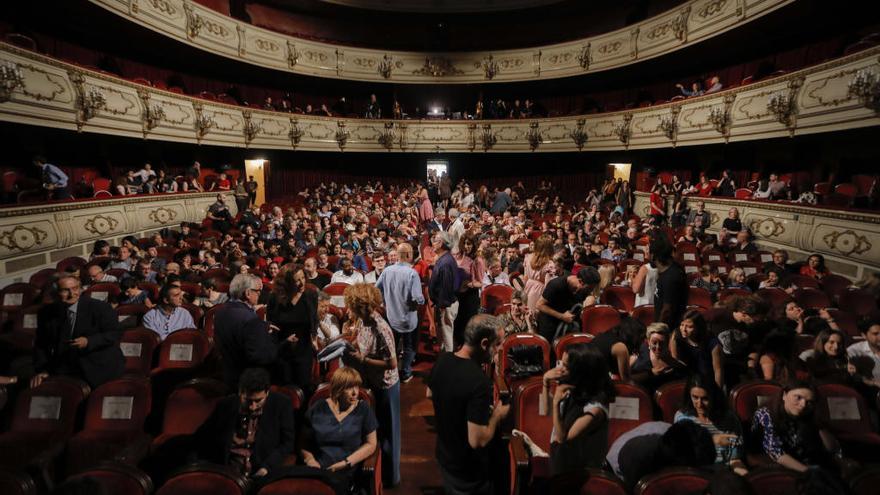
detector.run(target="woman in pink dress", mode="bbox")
[417,187,434,225]
[522,234,557,312]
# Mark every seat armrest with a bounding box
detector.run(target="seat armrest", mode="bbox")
[509,435,530,469]
[360,449,382,495]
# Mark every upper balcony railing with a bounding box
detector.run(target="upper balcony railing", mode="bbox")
[0,41,878,153]
[89,0,794,84]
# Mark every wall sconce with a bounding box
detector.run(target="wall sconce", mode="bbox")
[480,124,497,151]
[288,118,304,148]
[708,106,730,135]
[527,121,542,151]
[79,87,106,122]
[378,121,395,150]
[569,118,588,150]
[767,91,796,128]
[480,55,499,80]
[335,121,350,149]
[659,114,678,140]
[143,103,165,131]
[848,68,879,113]
[0,61,24,103]
[195,113,215,139]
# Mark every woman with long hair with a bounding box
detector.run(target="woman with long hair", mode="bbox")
[267,264,318,392]
[453,235,484,348]
[675,374,747,475]
[802,329,850,384]
[522,234,557,312]
[584,264,616,307]
[589,317,646,382]
[342,283,401,487]
[540,343,615,477]
[800,254,830,280]
[670,309,724,387]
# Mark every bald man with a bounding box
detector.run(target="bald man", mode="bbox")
[376,243,425,382]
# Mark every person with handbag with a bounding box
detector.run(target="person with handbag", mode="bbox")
[535,267,599,342]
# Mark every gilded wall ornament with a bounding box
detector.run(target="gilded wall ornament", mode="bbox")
[569,119,588,150]
[286,41,299,68]
[288,118,304,148]
[749,217,785,238]
[614,114,633,146]
[148,207,178,224]
[527,121,542,151]
[84,214,119,235]
[480,124,497,151]
[848,68,880,113]
[412,57,463,77]
[577,43,591,70]
[335,121,350,149]
[377,54,394,79]
[823,230,872,256]
[479,55,499,80]
[0,61,24,103]
[0,225,49,251]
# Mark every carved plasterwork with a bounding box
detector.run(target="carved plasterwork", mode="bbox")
[0,225,49,251]
[802,68,863,109]
[16,63,70,102]
[749,217,786,238]
[89,0,795,83]
[823,230,872,257]
[148,206,178,224]
[83,214,119,235]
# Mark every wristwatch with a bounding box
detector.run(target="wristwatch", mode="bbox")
[344,458,352,467]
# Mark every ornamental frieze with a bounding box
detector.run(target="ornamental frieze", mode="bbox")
[147,206,178,224]
[749,217,786,238]
[83,214,119,235]
[823,230,873,257]
[0,225,49,251]
[17,64,69,103]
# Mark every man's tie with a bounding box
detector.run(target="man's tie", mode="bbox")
[67,308,76,338]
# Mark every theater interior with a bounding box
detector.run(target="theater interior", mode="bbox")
[1,0,879,494]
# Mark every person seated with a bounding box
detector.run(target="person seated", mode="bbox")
[696,175,714,197]
[606,420,716,490]
[723,208,742,232]
[213,172,231,191]
[331,258,365,285]
[758,270,795,294]
[599,237,624,263]
[206,194,233,233]
[86,264,117,287]
[847,317,880,390]
[118,277,154,307]
[316,291,341,347]
[200,251,223,271]
[799,254,830,280]
[631,323,687,391]
[716,170,736,197]
[134,259,158,284]
[800,329,850,384]
[142,284,196,341]
[305,257,331,289]
[686,201,711,232]
[731,230,758,254]
[675,374,747,475]
[675,80,705,97]
[755,329,805,382]
[109,245,138,271]
[692,265,723,301]
[726,267,751,292]
[498,291,534,336]
[363,253,386,284]
[711,295,771,389]
[538,344,614,478]
[749,381,856,482]
[704,76,723,94]
[194,278,229,308]
[300,367,378,495]
[763,249,790,275]
[336,244,368,272]
[194,367,295,480]
[481,257,511,287]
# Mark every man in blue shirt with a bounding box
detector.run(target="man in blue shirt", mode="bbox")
[335,243,368,272]
[142,285,195,341]
[429,232,460,352]
[33,155,70,200]
[376,243,425,382]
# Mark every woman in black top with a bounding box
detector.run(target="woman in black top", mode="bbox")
[589,317,645,382]
[722,208,742,232]
[716,170,736,197]
[541,344,615,478]
[267,264,318,392]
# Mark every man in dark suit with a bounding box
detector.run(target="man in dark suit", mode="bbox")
[194,367,295,478]
[214,274,278,390]
[31,274,124,389]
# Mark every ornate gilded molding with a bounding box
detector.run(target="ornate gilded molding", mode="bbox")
[0,225,49,251]
[378,121,395,150]
[749,217,785,238]
[823,230,873,256]
[1,42,879,153]
[83,214,119,235]
[88,0,795,84]
[527,121,542,151]
[0,61,24,103]
[147,206,179,224]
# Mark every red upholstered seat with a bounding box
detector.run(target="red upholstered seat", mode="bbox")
[747,467,798,495]
[727,250,753,264]
[826,309,860,339]
[269,384,305,412]
[0,377,90,470]
[756,288,793,308]
[718,288,750,303]
[794,288,831,310]
[816,383,880,460]
[608,382,653,447]
[323,283,349,307]
[29,268,58,289]
[65,378,152,474]
[730,381,782,423]
[152,329,211,374]
[603,286,636,313]
[120,328,160,377]
[481,284,514,314]
[838,289,878,314]
[202,304,224,340]
[152,379,227,449]
[581,305,622,337]
[67,462,154,495]
[257,478,335,495]
[83,283,121,303]
[674,242,701,264]
[654,380,686,423]
[56,256,87,273]
[579,469,628,495]
[500,333,551,379]
[738,261,763,277]
[157,464,249,495]
[835,183,858,197]
[820,274,852,301]
[554,333,593,359]
[0,283,39,315]
[632,305,655,327]
[137,282,160,301]
[734,188,753,199]
[634,468,711,495]
[687,287,712,309]
[117,304,149,329]
[182,303,205,327]
[202,268,231,282]
[508,377,553,491]
[786,274,820,289]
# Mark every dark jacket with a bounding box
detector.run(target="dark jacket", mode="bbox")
[195,392,296,475]
[214,300,279,390]
[429,251,459,308]
[34,296,124,388]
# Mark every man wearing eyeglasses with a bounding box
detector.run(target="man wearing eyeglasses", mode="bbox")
[31,275,123,388]
[214,274,279,390]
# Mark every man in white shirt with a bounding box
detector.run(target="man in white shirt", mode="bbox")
[133,163,156,184]
[481,258,510,288]
[330,257,365,285]
[142,285,195,341]
[363,252,387,284]
[447,208,466,254]
[847,318,880,387]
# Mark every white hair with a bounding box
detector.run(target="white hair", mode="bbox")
[229,273,261,300]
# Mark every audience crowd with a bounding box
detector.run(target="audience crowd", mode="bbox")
[1,168,879,495]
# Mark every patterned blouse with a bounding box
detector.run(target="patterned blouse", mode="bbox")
[354,312,400,390]
[751,406,826,465]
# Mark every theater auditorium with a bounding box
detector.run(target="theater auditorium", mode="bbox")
[1,0,879,494]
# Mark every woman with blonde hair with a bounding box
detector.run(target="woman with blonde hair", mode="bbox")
[342,283,401,487]
[522,234,557,312]
[584,264,617,307]
[301,366,379,495]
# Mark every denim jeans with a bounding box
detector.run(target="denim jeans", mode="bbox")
[395,329,418,380]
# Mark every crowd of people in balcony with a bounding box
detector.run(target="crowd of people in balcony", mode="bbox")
[2,167,879,494]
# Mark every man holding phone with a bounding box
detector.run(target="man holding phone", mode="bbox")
[31,275,124,388]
